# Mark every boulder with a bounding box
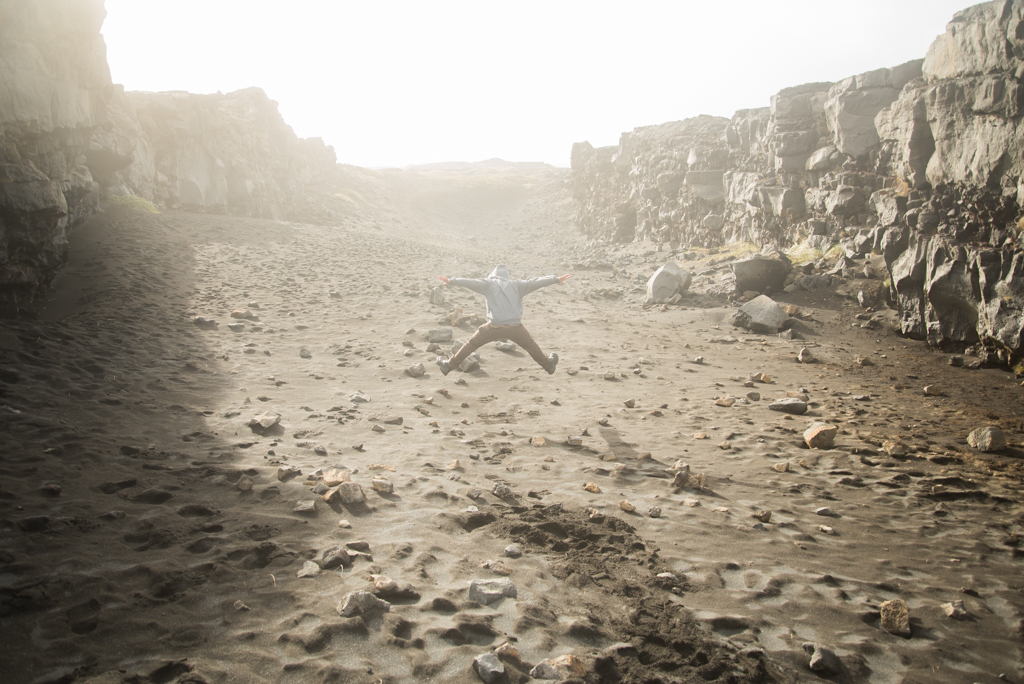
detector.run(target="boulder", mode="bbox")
[732,254,792,293]
[646,262,692,301]
[733,295,787,334]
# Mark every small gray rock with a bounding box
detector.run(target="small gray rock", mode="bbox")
[504,543,523,558]
[297,560,321,578]
[469,578,518,605]
[472,652,505,684]
[337,590,391,617]
[768,398,807,415]
[967,426,1005,452]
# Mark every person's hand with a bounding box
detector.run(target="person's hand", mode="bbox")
[558,274,571,285]
[437,276,450,286]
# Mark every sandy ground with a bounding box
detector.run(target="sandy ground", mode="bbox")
[1,171,1024,684]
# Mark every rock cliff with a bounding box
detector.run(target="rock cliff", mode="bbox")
[571,0,1024,357]
[0,0,338,316]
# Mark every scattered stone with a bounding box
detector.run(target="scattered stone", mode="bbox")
[684,498,701,507]
[349,391,370,403]
[647,261,692,300]
[293,500,316,514]
[967,426,1006,452]
[428,328,453,343]
[716,396,736,407]
[277,465,301,481]
[693,432,708,439]
[237,476,254,491]
[619,500,636,512]
[469,578,518,605]
[323,546,352,569]
[769,398,807,415]
[753,510,772,523]
[566,435,583,446]
[734,295,788,334]
[671,470,689,488]
[804,423,838,449]
[492,483,514,498]
[883,440,908,457]
[648,506,662,518]
[942,600,967,619]
[818,525,835,535]
[747,391,760,401]
[323,468,350,486]
[495,341,516,352]
[371,477,394,494]
[880,599,911,637]
[382,415,404,425]
[802,643,842,675]
[531,436,547,447]
[338,591,391,617]
[693,356,704,364]
[337,482,365,504]
[297,560,321,578]
[337,519,352,529]
[584,482,601,493]
[923,385,944,396]
[192,316,217,329]
[371,424,386,433]
[623,398,636,408]
[529,654,587,681]
[249,411,281,431]
[299,348,312,359]
[797,348,815,363]
[473,653,505,684]
[504,544,522,558]
[854,356,874,366]
[752,372,771,383]
[406,362,425,377]
[816,507,836,517]
[773,462,789,473]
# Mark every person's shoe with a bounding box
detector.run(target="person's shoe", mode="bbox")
[546,353,558,375]
[436,356,451,376]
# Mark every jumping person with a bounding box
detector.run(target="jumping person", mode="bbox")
[435,265,570,376]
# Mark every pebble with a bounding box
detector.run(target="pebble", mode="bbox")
[747,391,760,401]
[603,371,616,380]
[323,546,352,569]
[337,591,391,617]
[883,440,908,456]
[818,525,835,535]
[797,348,815,363]
[371,477,394,494]
[299,348,312,359]
[296,560,321,578]
[584,482,601,493]
[623,398,636,408]
[338,519,352,528]
[371,424,386,433]
[815,507,836,517]
[694,356,704,364]
[406,362,425,377]
[768,398,807,415]
[854,356,874,366]
[337,482,365,504]
[684,498,701,507]
[531,436,547,447]
[803,643,842,675]
[249,411,282,431]
[504,543,522,558]
[473,653,505,684]
[566,435,583,446]
[967,426,1006,452]
[923,384,944,396]
[349,391,370,403]
[672,470,689,487]
[773,462,789,473]
[468,578,518,605]
[716,396,736,407]
[942,600,967,619]
[323,468,350,486]
[753,510,772,523]
[804,422,838,449]
[619,500,636,512]
[492,483,514,498]
[278,465,301,481]
[880,598,911,637]
[530,654,586,680]
[693,432,708,439]
[648,506,662,518]
[293,500,316,514]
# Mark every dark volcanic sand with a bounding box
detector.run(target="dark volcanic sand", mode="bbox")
[1,173,1023,684]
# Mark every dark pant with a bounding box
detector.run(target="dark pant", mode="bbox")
[449,323,551,370]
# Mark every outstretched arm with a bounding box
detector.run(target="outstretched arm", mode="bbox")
[439,275,490,294]
[518,273,571,296]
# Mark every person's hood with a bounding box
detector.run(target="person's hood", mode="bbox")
[489,264,511,281]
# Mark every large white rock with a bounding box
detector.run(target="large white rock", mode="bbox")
[735,295,787,334]
[646,262,692,301]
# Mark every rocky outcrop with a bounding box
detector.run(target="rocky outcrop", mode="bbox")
[571,0,1024,357]
[0,0,109,315]
[0,0,340,316]
[106,88,337,218]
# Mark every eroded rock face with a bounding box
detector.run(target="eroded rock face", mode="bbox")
[0,0,109,315]
[570,0,1024,356]
[0,0,339,316]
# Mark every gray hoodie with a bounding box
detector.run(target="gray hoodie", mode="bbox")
[449,265,559,325]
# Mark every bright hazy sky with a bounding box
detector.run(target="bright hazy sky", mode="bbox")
[103,0,974,169]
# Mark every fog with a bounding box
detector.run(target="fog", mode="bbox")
[103,0,972,168]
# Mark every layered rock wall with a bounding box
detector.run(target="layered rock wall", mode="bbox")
[571,0,1024,355]
[0,0,338,316]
